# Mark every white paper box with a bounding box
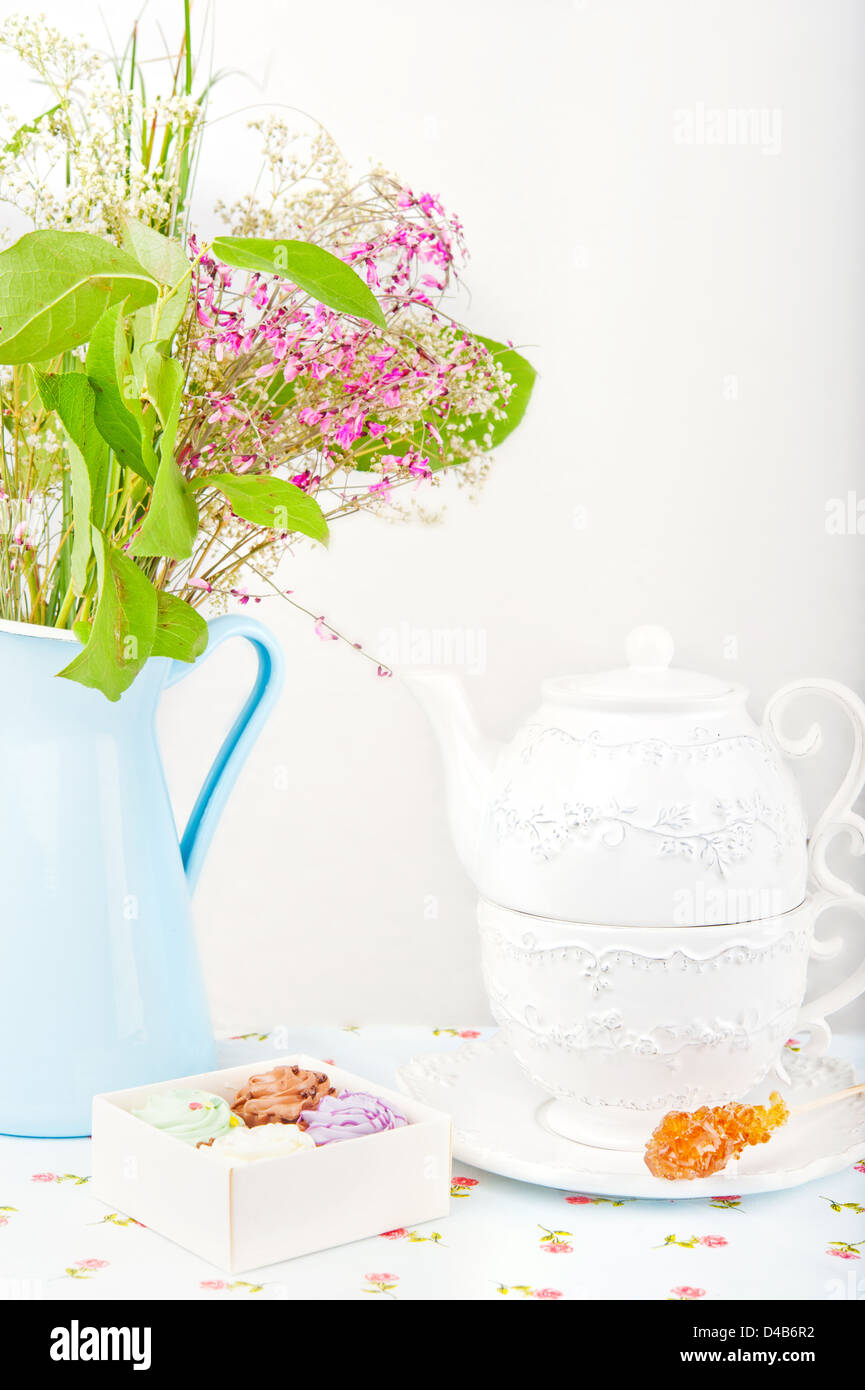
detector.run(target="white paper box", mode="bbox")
[91,1053,452,1272]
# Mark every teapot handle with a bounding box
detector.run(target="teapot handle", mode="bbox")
[165,615,285,892]
[764,679,865,1054]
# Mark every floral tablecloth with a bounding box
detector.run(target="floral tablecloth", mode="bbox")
[0,1027,863,1302]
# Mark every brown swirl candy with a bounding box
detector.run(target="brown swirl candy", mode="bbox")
[231,1065,336,1127]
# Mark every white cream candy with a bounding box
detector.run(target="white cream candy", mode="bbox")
[204,1121,316,1164]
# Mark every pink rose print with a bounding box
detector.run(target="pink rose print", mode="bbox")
[670,1286,706,1300]
[201,1278,265,1293]
[657,1233,726,1249]
[566,1195,593,1205]
[450,1176,479,1197]
[432,1027,483,1039]
[362,1272,399,1299]
[539,1222,574,1253]
[0,1217,8,1227]
[380,1228,408,1240]
[828,1241,864,1260]
[855,1161,865,1175]
[32,1172,89,1186]
[188,1102,203,1110]
[497,1282,563,1299]
[63,1258,109,1279]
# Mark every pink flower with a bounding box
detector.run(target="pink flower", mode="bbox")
[0,1217,8,1227]
[533,1288,563,1299]
[380,1229,408,1240]
[186,578,212,593]
[459,1029,481,1039]
[76,1259,108,1271]
[855,1163,865,1174]
[32,1173,56,1183]
[452,1177,478,1188]
[365,1273,398,1284]
[542,1242,573,1255]
[201,1279,228,1289]
[671,1286,706,1300]
[699,1236,728,1248]
[565,1195,593,1205]
[829,1249,860,1260]
[188,1102,203,1110]
[713,1196,741,1202]
[314,617,338,641]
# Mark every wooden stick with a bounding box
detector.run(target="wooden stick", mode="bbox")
[792,1081,865,1118]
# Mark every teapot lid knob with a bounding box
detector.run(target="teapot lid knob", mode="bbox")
[625,625,675,672]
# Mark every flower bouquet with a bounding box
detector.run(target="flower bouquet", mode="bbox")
[0,5,534,700]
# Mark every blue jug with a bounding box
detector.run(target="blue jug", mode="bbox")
[0,614,284,1136]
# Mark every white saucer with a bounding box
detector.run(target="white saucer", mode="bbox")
[396,1033,865,1199]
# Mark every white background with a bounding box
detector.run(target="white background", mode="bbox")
[2,0,863,1028]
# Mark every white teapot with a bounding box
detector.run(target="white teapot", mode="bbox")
[404,625,865,928]
[405,627,865,1146]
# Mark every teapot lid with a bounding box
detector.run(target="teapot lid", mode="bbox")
[542,626,745,709]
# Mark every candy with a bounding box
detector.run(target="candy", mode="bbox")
[644,1092,789,1180]
[202,1122,316,1164]
[232,1066,335,1126]
[297,1090,408,1145]
[130,1089,242,1146]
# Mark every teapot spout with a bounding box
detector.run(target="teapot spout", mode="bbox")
[402,668,498,884]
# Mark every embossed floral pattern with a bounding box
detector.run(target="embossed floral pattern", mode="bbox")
[518,727,778,770]
[491,785,796,874]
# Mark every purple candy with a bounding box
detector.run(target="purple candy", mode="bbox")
[300,1090,408,1145]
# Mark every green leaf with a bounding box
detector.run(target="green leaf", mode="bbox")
[140,345,182,430]
[58,532,157,701]
[363,338,535,474]
[121,218,190,343]
[211,236,386,328]
[0,230,159,364]
[35,371,108,591]
[85,305,151,482]
[458,336,536,451]
[190,472,329,544]
[151,590,208,662]
[121,217,190,288]
[128,354,198,559]
[2,104,62,158]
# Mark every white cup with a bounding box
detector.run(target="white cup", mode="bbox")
[479,891,865,1149]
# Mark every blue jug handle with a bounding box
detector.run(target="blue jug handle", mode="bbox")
[164,615,286,892]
